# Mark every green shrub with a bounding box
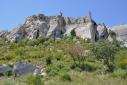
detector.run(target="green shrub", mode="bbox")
[60,72,72,81]
[52,51,65,61]
[120,60,127,69]
[26,40,35,46]
[109,30,117,40]
[115,50,127,69]
[75,67,82,72]
[3,51,16,61]
[56,61,64,69]
[26,50,44,59]
[37,37,49,44]
[61,42,87,70]
[90,41,118,72]
[26,37,49,46]
[6,70,12,76]
[46,56,52,65]
[83,63,97,72]
[70,29,76,38]
[26,74,44,85]
[18,38,29,46]
[45,65,59,76]
[70,62,77,69]
[112,69,127,78]
[14,47,27,60]
[12,55,22,62]
[45,60,66,76]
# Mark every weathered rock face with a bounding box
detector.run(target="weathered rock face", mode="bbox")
[7,25,26,42]
[65,15,99,41]
[25,14,49,39]
[97,23,109,40]
[7,13,67,42]
[47,15,66,39]
[111,25,127,46]
[107,24,127,47]
[5,13,110,42]
[0,31,9,38]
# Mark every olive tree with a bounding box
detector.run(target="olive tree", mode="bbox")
[90,41,118,72]
[62,42,88,69]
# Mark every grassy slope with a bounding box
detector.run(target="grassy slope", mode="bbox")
[0,37,127,85]
[0,71,127,85]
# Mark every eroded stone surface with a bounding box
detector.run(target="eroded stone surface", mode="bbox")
[1,13,113,42]
[97,23,109,40]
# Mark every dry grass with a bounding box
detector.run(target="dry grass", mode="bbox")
[0,71,127,85]
[45,71,127,85]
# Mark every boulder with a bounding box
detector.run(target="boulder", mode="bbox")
[33,68,47,77]
[13,61,38,78]
[0,64,12,76]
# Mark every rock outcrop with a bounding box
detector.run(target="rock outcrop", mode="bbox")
[47,14,66,39]
[6,13,67,42]
[111,24,127,42]
[111,24,127,46]
[97,23,109,40]
[65,12,99,42]
[0,31,9,38]
[1,12,110,42]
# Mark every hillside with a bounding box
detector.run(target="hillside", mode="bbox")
[1,12,108,42]
[0,13,127,85]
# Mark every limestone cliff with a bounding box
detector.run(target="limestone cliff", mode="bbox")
[1,13,110,42]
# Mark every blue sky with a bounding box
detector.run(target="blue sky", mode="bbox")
[0,0,127,31]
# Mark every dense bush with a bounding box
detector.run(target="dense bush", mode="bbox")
[90,41,118,72]
[115,50,127,69]
[83,62,97,71]
[26,74,44,85]
[112,69,127,78]
[18,38,29,46]
[60,72,72,81]
[61,42,88,70]
[69,62,77,69]
[0,38,8,46]
[45,65,59,76]
[46,56,52,65]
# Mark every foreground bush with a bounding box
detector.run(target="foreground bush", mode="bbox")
[59,72,72,81]
[115,50,127,69]
[112,69,127,78]
[61,42,88,71]
[26,74,44,85]
[45,65,59,76]
[90,41,118,72]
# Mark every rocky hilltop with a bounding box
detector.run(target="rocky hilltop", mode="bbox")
[0,12,127,44]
